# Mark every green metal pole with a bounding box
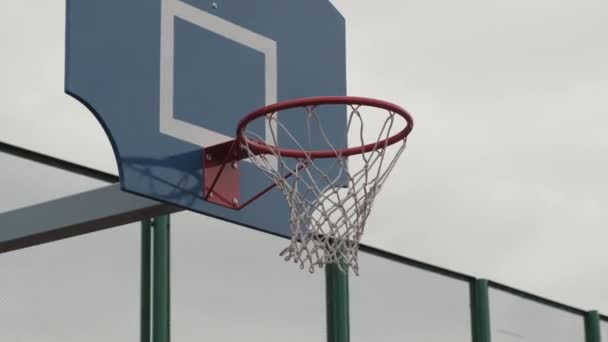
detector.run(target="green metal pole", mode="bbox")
[325,263,350,342]
[152,215,171,342]
[470,279,492,342]
[141,219,153,342]
[585,311,602,342]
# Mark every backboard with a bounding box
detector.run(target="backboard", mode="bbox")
[65,0,346,237]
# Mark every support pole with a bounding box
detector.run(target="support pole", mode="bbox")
[325,264,350,342]
[152,215,171,342]
[141,219,152,342]
[585,311,602,342]
[470,279,492,342]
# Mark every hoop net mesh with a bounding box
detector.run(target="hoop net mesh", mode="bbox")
[240,103,409,274]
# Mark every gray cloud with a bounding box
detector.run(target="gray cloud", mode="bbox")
[2,0,608,340]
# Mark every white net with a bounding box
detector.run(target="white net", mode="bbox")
[241,103,409,275]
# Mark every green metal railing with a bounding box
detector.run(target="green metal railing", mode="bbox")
[4,142,608,342]
[471,280,492,342]
[141,216,171,342]
[586,311,602,342]
[325,263,350,342]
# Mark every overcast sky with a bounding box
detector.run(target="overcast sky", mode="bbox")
[1,0,608,341]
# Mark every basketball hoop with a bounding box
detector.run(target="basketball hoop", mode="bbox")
[205,96,414,274]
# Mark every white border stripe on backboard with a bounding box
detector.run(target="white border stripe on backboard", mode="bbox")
[159,0,278,149]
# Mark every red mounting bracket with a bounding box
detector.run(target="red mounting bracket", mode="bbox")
[202,139,302,210]
[203,140,241,209]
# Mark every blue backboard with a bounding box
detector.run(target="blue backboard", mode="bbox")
[65,0,346,237]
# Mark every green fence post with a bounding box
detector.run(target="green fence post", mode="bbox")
[470,279,492,342]
[325,264,350,342]
[585,311,602,342]
[141,219,153,342]
[153,215,171,342]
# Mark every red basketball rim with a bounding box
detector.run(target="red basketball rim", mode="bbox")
[236,96,414,159]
